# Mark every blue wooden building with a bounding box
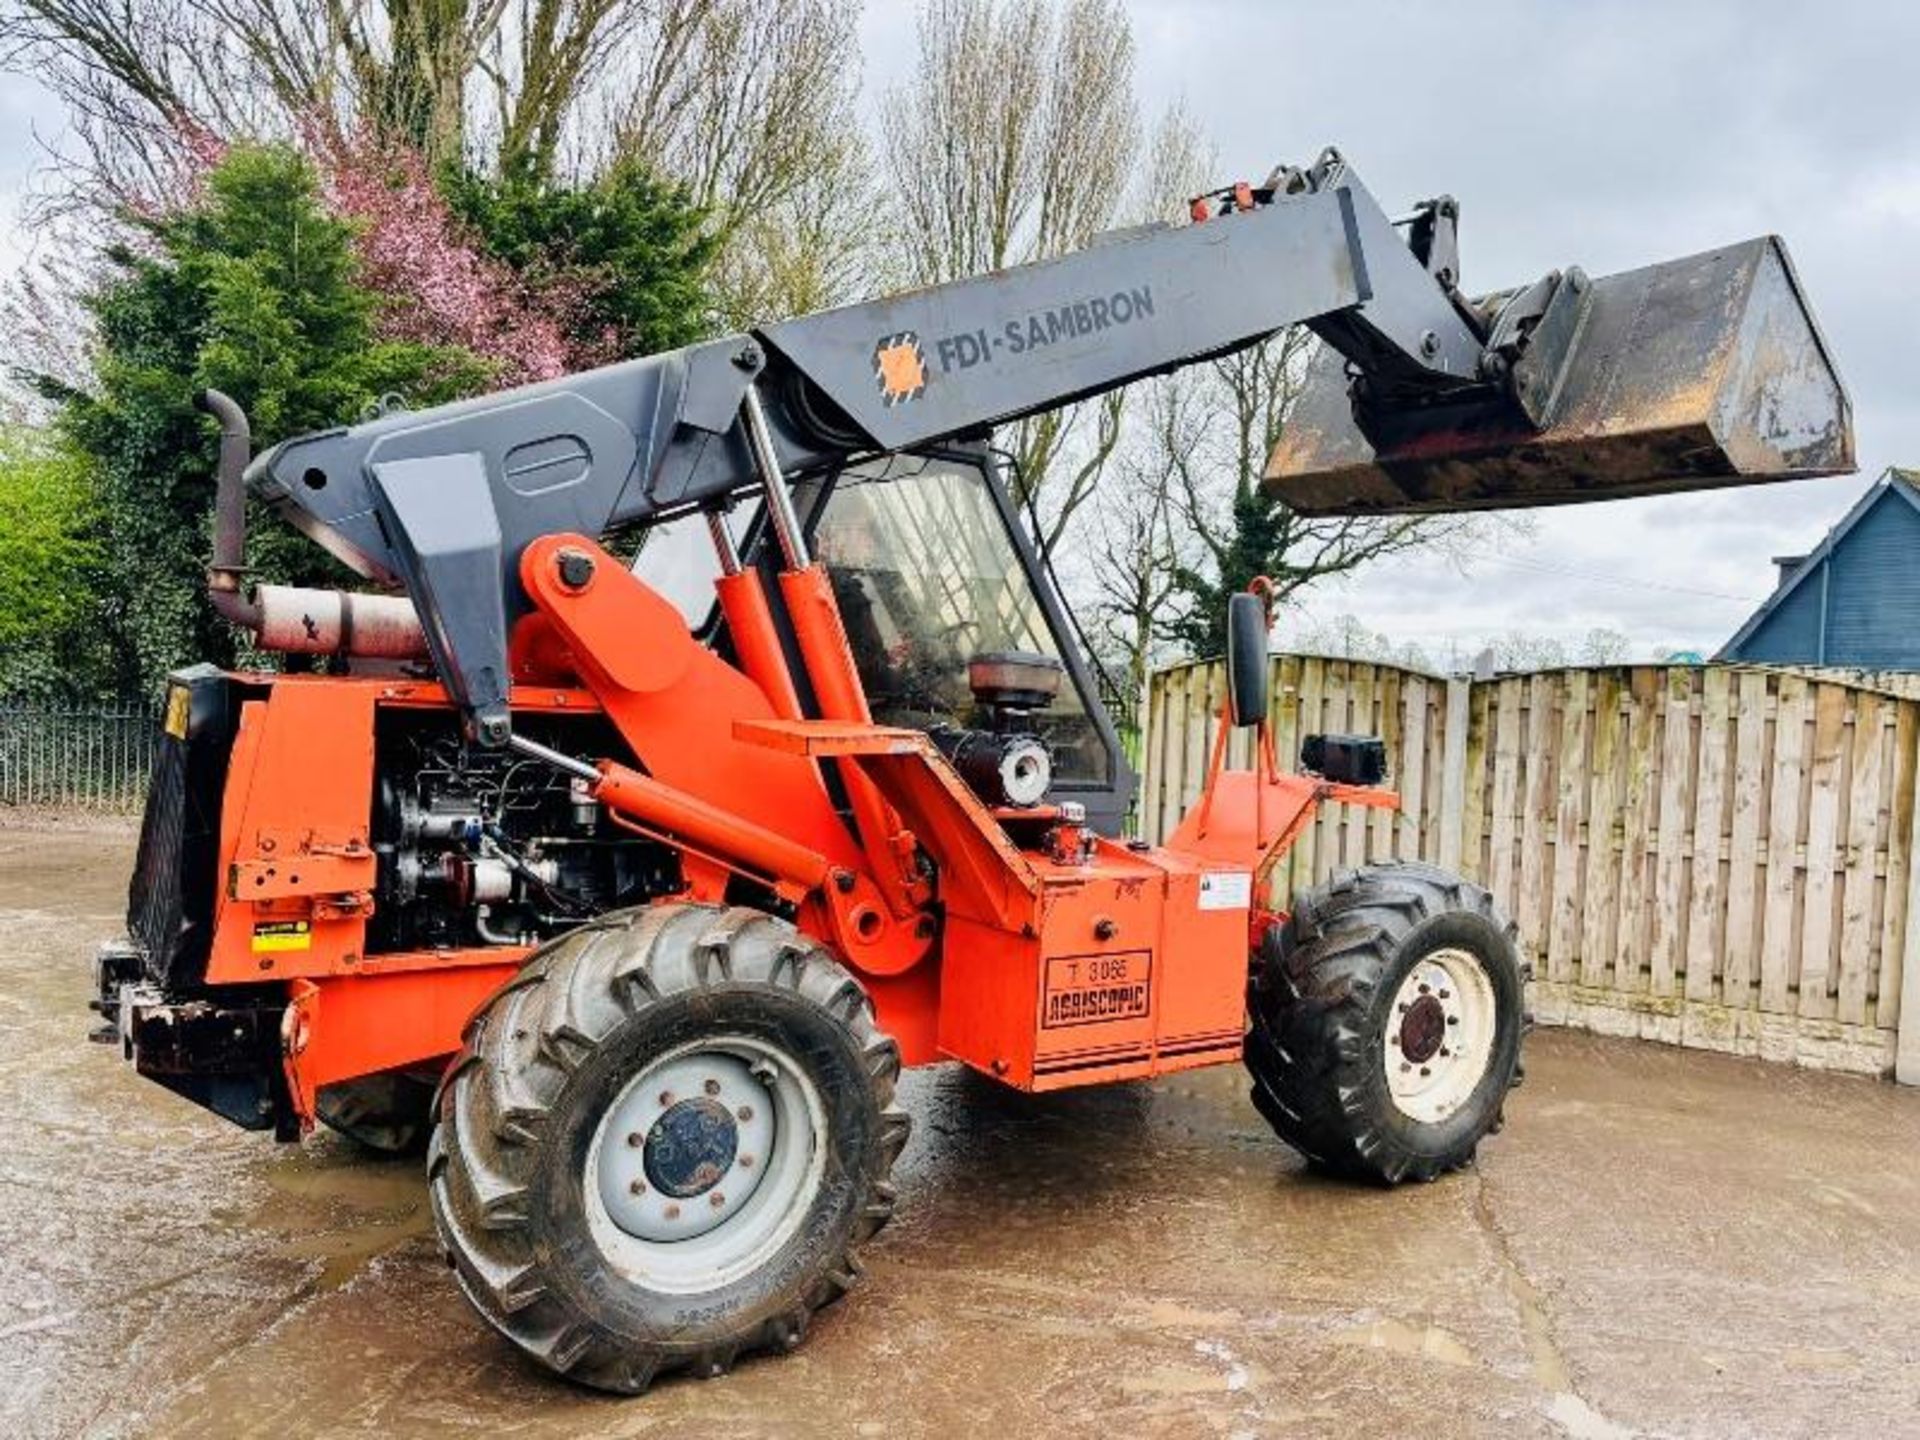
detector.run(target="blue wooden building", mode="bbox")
[1719,468,1920,669]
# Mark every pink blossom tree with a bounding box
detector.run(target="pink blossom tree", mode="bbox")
[311,129,581,386]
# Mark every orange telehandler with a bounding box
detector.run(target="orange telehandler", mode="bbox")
[93,148,1851,1390]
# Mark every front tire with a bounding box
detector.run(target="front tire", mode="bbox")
[1246,862,1528,1184]
[429,903,910,1392]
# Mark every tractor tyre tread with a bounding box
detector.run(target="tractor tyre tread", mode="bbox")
[1246,860,1528,1185]
[429,902,908,1394]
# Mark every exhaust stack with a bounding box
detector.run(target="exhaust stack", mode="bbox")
[195,388,428,660]
[197,389,263,630]
[1266,236,1852,515]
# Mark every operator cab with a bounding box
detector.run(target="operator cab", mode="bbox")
[632,445,1135,834]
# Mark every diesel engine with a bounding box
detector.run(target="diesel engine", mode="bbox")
[369,713,682,951]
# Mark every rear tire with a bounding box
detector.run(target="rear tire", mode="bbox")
[429,902,910,1392]
[1246,861,1529,1184]
[317,1071,435,1154]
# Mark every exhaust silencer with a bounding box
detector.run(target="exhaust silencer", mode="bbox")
[1266,236,1852,515]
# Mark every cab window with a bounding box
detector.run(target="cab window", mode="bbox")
[811,458,1110,785]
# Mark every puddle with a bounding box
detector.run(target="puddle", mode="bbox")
[1332,1315,1477,1367]
[1546,1391,1637,1439]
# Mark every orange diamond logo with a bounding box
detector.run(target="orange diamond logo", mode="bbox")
[873,332,928,406]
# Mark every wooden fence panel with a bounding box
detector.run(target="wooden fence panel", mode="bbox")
[1547,671,1589,983]
[1517,674,1555,955]
[1723,670,1769,1011]
[1838,691,1886,1026]
[1761,676,1810,1015]
[1650,667,1695,999]
[1488,678,1523,917]
[1614,672,1660,999]
[1882,705,1918,1037]
[1579,671,1623,990]
[1685,668,1732,1005]
[1142,656,1918,1079]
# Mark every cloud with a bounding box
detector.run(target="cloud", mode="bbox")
[860,1,1916,662]
[1112,0,1919,661]
[4,5,1907,667]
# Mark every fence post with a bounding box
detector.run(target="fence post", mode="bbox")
[1436,675,1473,873]
[1899,769,1920,1084]
[1135,664,1161,840]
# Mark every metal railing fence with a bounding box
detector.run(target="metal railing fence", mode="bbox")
[0,702,159,811]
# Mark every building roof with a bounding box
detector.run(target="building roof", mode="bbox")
[1717,468,1920,660]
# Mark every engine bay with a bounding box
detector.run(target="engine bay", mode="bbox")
[368,711,684,952]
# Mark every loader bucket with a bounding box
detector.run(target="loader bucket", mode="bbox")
[1265,236,1852,515]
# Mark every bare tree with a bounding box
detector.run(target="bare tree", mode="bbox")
[1132,98,1211,224]
[1080,372,1200,710]
[1579,626,1630,664]
[711,137,875,325]
[879,0,1140,538]
[1148,321,1490,659]
[600,0,868,321]
[1487,630,1570,671]
[607,1,857,240]
[1020,100,1211,561]
[1,0,869,319]
[1291,612,1433,671]
[0,0,537,184]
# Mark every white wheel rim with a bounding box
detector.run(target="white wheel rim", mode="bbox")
[584,1035,827,1296]
[1383,947,1497,1124]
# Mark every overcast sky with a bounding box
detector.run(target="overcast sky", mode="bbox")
[4,2,1914,664]
[862,0,1920,663]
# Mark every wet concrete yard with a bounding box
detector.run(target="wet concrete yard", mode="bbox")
[4,821,1919,1438]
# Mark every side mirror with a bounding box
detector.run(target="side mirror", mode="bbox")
[1225,591,1269,728]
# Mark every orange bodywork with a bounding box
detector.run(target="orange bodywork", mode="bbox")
[207,541,1393,1129]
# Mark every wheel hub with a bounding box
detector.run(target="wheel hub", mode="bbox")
[585,1037,828,1293]
[643,1097,740,1198]
[594,1051,781,1244]
[1397,993,1447,1064]
[1383,947,1499,1124]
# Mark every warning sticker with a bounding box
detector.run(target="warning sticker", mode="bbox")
[163,685,191,740]
[1198,871,1253,911]
[1041,951,1151,1029]
[251,919,312,953]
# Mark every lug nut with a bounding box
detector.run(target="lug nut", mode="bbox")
[664,1204,681,1220]
[658,1090,675,1107]
[629,1178,646,1195]
[738,1154,755,1169]
[704,1078,721,1096]
[709,1192,726,1208]
[626,1132,643,1147]
[737,1105,754,1122]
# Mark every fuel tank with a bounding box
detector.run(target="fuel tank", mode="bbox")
[1266,235,1852,514]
